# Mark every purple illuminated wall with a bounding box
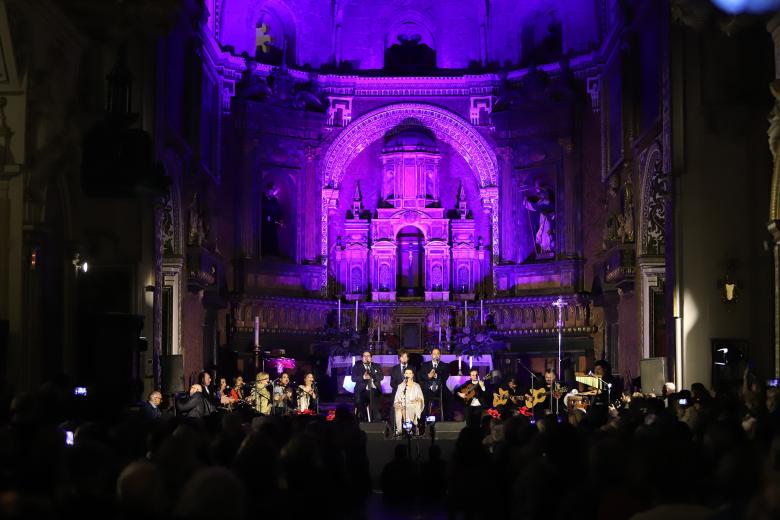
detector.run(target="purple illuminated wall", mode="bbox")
[214,0,600,71]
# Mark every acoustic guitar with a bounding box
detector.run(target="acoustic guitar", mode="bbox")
[459,373,494,404]
[524,385,567,409]
[492,388,522,407]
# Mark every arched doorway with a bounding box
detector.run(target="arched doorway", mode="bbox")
[397,226,424,298]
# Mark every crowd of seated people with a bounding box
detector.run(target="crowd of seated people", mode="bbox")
[0,367,779,519]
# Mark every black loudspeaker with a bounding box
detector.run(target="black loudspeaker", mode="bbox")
[640,357,666,395]
[161,354,185,394]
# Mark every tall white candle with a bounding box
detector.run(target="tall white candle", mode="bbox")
[458,355,462,374]
[254,316,259,346]
[464,300,468,328]
[438,324,442,344]
[337,299,341,327]
[480,299,484,325]
[355,299,359,330]
[469,356,473,370]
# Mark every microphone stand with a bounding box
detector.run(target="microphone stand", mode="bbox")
[516,360,539,392]
[402,382,407,435]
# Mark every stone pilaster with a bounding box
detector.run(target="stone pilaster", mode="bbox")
[558,137,579,259]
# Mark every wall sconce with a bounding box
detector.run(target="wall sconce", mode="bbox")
[72,253,88,275]
[718,266,739,305]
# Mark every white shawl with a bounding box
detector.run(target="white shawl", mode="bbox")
[393,380,424,429]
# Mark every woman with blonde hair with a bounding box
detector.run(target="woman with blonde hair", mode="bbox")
[248,372,272,415]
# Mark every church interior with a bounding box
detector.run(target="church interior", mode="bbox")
[2,0,780,517]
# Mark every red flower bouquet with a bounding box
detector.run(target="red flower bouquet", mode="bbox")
[296,408,316,416]
[486,408,501,420]
[325,410,336,421]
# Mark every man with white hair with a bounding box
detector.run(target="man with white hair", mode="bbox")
[142,390,163,419]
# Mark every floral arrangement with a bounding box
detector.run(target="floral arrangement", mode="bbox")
[486,408,501,420]
[296,408,316,416]
[325,409,336,422]
[517,406,533,418]
[324,323,364,357]
[452,315,502,358]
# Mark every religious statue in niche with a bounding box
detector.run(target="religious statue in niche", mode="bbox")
[188,193,207,247]
[523,181,555,256]
[615,181,635,243]
[261,182,285,257]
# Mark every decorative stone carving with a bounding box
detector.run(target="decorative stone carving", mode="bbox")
[639,142,668,255]
[469,96,493,125]
[586,77,600,113]
[327,96,353,127]
[768,79,780,221]
[188,193,207,247]
[161,191,175,255]
[616,181,635,243]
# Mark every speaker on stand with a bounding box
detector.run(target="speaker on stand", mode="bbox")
[161,354,185,395]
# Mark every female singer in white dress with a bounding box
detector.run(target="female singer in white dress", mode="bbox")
[393,368,424,434]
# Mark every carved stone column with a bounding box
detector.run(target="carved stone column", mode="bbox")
[153,198,163,390]
[238,139,257,259]
[767,11,780,377]
[769,222,780,379]
[497,146,513,263]
[558,137,579,258]
[304,145,320,262]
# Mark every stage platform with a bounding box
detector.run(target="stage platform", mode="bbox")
[358,420,466,440]
[359,421,465,488]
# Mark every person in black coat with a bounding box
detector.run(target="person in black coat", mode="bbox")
[417,347,452,420]
[176,384,216,418]
[142,390,163,419]
[390,351,414,397]
[456,369,488,427]
[351,350,383,422]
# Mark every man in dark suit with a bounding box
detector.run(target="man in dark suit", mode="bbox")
[142,390,163,419]
[390,350,413,398]
[418,347,452,420]
[351,350,383,422]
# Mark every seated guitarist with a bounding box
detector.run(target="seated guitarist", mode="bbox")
[495,377,522,416]
[456,368,488,427]
[525,369,566,418]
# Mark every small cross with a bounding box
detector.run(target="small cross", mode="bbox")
[256,23,273,54]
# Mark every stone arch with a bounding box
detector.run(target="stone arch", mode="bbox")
[321,103,499,287]
[323,103,497,188]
